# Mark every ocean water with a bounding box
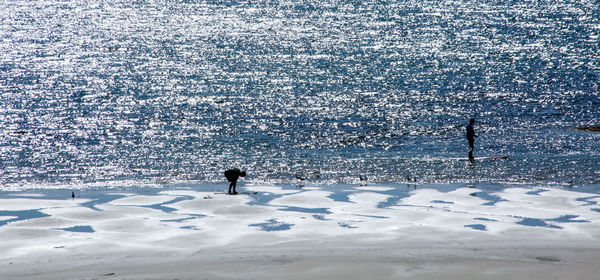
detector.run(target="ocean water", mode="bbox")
[1,0,599,190]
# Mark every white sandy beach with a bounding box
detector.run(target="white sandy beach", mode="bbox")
[1,183,600,279]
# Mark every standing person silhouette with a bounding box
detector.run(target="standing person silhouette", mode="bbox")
[466,118,478,163]
[224,168,246,194]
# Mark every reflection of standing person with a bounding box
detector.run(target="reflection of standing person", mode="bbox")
[466,118,478,162]
[224,168,246,194]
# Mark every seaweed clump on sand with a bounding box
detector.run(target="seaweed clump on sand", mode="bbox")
[577,126,600,132]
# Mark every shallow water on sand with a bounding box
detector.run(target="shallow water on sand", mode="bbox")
[1,1,599,190]
[1,182,599,235]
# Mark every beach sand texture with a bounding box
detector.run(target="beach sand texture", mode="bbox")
[1,184,599,279]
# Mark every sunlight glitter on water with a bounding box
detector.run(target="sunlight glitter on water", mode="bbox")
[0,0,599,189]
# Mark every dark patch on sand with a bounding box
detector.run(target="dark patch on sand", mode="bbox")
[0,209,51,226]
[535,256,561,262]
[56,225,95,233]
[517,218,561,229]
[250,219,294,231]
[464,224,487,231]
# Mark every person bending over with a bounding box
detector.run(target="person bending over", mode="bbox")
[224,168,246,194]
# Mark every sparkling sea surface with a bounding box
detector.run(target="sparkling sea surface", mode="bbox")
[1,0,599,190]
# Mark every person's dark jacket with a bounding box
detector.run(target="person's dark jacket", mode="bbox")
[225,169,242,182]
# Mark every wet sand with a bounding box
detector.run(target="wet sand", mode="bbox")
[3,237,599,280]
[1,183,600,279]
